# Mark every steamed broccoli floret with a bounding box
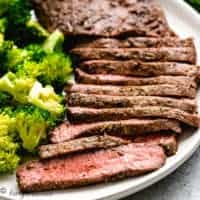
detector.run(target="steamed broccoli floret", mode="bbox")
[0,150,20,173]
[28,81,65,116]
[15,105,55,152]
[0,72,35,103]
[0,110,16,137]
[3,0,32,46]
[0,110,20,174]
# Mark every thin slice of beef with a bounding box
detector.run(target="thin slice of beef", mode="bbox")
[32,0,175,37]
[39,135,130,159]
[71,47,196,64]
[67,93,197,113]
[66,84,196,98]
[17,143,166,193]
[75,37,194,48]
[50,120,181,143]
[75,68,196,86]
[67,106,199,127]
[133,133,177,156]
[79,61,200,78]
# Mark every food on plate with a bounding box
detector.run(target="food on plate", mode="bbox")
[17,143,166,193]
[67,93,197,113]
[50,120,181,143]
[32,0,175,37]
[0,0,199,193]
[67,106,200,127]
[39,135,130,159]
[79,60,200,78]
[74,37,195,48]
[66,84,196,98]
[71,47,196,64]
[75,68,196,86]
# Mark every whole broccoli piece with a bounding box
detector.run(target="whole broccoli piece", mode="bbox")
[28,81,65,117]
[15,105,55,152]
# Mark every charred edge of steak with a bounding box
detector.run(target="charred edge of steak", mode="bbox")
[71,47,196,64]
[50,119,181,144]
[78,61,200,79]
[17,143,166,193]
[65,84,196,99]
[67,93,197,113]
[133,133,177,156]
[75,68,197,87]
[67,106,200,127]
[74,37,194,49]
[39,135,130,159]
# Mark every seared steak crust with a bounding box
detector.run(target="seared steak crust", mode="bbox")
[71,47,196,64]
[67,93,196,113]
[75,68,196,86]
[133,133,177,156]
[79,61,200,78]
[67,106,200,127]
[66,84,196,98]
[75,37,194,48]
[50,120,181,143]
[39,135,129,159]
[17,143,166,193]
[32,0,175,37]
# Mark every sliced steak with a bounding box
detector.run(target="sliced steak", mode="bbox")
[75,68,196,86]
[66,84,196,98]
[50,120,181,143]
[67,93,197,113]
[133,133,177,156]
[68,106,200,127]
[71,47,196,64]
[79,61,200,78]
[75,37,194,48]
[17,143,166,193]
[39,135,130,159]
[32,0,175,37]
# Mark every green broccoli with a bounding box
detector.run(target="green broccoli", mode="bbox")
[0,92,13,106]
[43,29,64,53]
[0,72,35,103]
[15,105,55,152]
[28,81,65,116]
[2,0,32,46]
[185,0,200,12]
[0,110,20,174]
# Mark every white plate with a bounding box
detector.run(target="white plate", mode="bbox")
[1,0,200,200]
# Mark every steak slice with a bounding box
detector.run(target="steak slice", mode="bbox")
[133,133,177,156]
[71,47,196,64]
[75,68,196,86]
[68,106,200,127]
[50,120,181,143]
[75,37,194,48]
[66,84,196,98]
[67,93,197,113]
[17,143,166,193]
[32,0,175,37]
[39,135,130,159]
[79,61,200,78]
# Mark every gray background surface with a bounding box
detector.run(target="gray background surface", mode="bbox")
[123,147,200,200]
